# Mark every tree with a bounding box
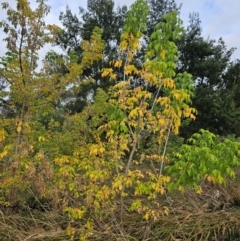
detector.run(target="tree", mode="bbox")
[54,1,197,237]
[168,129,240,193]
[57,5,83,57]
[0,0,64,206]
[217,60,240,136]
[54,0,128,113]
[177,13,236,138]
[54,0,182,114]
[146,0,181,36]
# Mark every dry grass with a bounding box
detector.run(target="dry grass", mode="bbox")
[0,208,68,241]
[1,177,240,241]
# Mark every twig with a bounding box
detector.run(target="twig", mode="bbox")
[159,118,173,175]
[151,83,162,112]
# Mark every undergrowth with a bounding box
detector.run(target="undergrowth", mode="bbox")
[1,176,240,241]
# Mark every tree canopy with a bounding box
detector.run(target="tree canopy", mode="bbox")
[0,0,240,240]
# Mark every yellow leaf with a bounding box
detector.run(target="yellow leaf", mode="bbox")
[0,130,5,142]
[129,109,138,118]
[38,136,45,142]
[90,146,98,155]
[110,72,117,81]
[126,177,132,187]
[144,212,149,221]
[162,175,170,183]
[160,49,166,59]
[163,206,169,215]
[206,175,217,184]
[101,68,112,77]
[99,146,105,154]
[172,91,180,100]
[183,107,192,118]
[120,40,128,50]
[190,113,196,120]
[17,125,22,133]
[66,225,75,237]
[196,187,202,194]
[0,150,7,159]
[113,60,122,68]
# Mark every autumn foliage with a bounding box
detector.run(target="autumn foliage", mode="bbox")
[1,0,240,240]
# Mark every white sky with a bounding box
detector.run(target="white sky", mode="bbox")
[0,0,239,61]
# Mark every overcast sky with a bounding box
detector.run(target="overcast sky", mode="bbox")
[0,0,239,62]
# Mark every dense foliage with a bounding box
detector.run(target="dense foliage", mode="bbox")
[0,0,240,240]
